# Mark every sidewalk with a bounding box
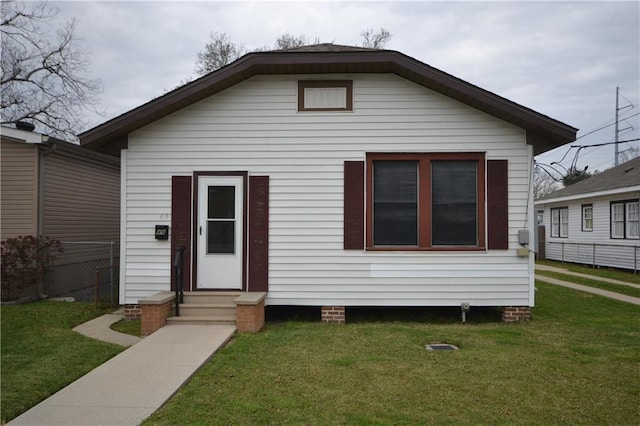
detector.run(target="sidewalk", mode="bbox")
[535,265,640,306]
[9,323,235,425]
[72,311,142,347]
[536,263,640,289]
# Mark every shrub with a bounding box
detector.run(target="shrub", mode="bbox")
[1,236,62,301]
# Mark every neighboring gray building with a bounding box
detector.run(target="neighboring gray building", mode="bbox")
[1,125,120,298]
[535,157,640,270]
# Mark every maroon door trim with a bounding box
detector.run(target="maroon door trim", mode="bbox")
[171,176,192,291]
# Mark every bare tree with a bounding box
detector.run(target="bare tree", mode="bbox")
[360,27,392,49]
[274,33,315,50]
[195,32,245,76]
[194,28,393,76]
[533,166,560,199]
[1,0,102,141]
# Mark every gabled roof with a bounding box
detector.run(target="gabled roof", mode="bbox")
[79,44,577,156]
[536,156,640,203]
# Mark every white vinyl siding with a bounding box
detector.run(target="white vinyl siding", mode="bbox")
[122,74,533,306]
[0,139,38,239]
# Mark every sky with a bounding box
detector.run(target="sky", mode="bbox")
[52,0,640,174]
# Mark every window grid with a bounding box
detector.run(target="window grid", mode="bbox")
[550,207,568,238]
[611,200,639,240]
[582,204,593,232]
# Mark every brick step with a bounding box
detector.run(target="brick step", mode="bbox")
[181,292,242,304]
[167,315,236,326]
[178,303,236,317]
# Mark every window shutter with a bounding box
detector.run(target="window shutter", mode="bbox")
[249,175,269,292]
[487,160,509,249]
[344,161,365,249]
[171,176,192,291]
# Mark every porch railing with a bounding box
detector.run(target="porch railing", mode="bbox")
[544,241,640,274]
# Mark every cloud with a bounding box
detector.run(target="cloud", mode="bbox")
[52,1,638,170]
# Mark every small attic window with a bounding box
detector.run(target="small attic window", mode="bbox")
[298,80,353,111]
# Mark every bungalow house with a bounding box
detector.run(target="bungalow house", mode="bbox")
[1,124,120,299]
[535,157,640,271]
[80,44,576,325]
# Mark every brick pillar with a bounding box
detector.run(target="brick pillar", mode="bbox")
[139,292,175,336]
[141,303,173,336]
[321,306,346,324]
[502,306,531,322]
[234,292,267,333]
[123,304,141,320]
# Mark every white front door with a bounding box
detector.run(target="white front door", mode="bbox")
[197,176,244,289]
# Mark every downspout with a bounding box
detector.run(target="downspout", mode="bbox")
[37,140,55,296]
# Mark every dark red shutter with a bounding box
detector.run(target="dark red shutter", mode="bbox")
[487,160,509,250]
[249,176,269,292]
[344,161,365,249]
[171,176,192,291]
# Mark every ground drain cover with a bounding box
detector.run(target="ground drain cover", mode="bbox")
[425,343,459,351]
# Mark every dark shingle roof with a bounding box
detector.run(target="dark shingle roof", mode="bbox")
[280,43,380,52]
[538,156,640,201]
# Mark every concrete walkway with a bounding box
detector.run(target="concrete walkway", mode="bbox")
[10,324,235,425]
[535,268,640,306]
[72,312,142,347]
[536,263,640,289]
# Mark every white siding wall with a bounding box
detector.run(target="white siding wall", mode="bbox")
[540,191,640,270]
[124,74,533,306]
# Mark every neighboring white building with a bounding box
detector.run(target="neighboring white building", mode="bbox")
[535,157,640,271]
[80,45,576,322]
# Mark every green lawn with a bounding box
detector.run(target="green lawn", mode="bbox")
[111,318,143,337]
[536,269,640,298]
[145,283,640,425]
[1,301,124,422]
[537,259,640,284]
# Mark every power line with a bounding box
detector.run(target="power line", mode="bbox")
[575,111,640,141]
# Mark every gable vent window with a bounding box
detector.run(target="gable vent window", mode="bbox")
[298,80,353,111]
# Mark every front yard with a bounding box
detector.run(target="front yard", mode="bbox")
[0,302,124,422]
[2,277,638,425]
[145,282,640,425]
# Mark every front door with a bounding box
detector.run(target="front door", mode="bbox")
[197,176,244,289]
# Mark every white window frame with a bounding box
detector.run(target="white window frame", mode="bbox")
[582,204,593,232]
[611,203,625,238]
[626,201,639,239]
[551,207,568,238]
[560,208,569,237]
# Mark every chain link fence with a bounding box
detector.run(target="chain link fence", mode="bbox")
[45,241,119,306]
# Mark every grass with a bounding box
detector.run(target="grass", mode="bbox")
[537,259,640,284]
[145,283,640,425]
[1,301,124,422]
[536,269,640,298]
[110,318,143,337]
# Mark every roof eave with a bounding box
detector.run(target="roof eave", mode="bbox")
[80,50,577,153]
